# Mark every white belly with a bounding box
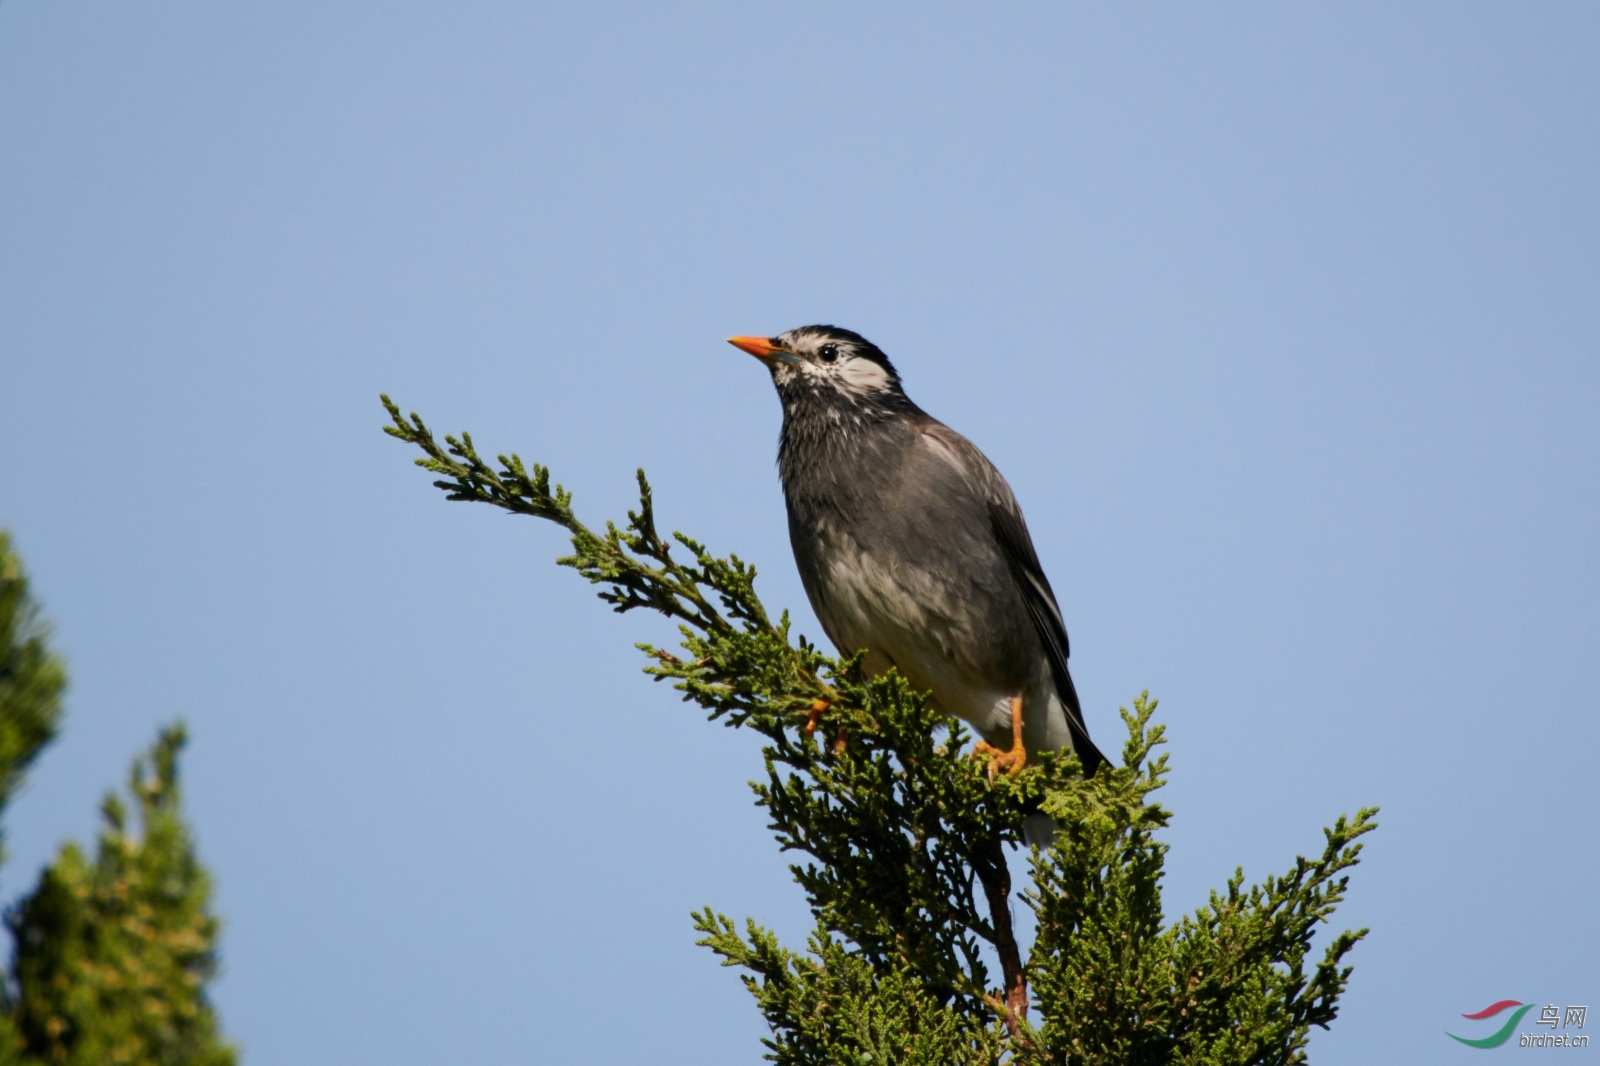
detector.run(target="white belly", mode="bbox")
[817,550,1071,755]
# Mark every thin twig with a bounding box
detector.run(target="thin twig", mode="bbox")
[974,851,1028,1039]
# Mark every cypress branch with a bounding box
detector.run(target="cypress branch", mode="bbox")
[384,397,1377,1065]
[6,725,235,1066]
[0,534,67,872]
[0,534,235,1066]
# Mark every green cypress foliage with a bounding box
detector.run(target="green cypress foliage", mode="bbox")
[7,726,235,1066]
[0,534,67,872]
[0,534,235,1066]
[384,398,1378,1066]
[0,537,66,1065]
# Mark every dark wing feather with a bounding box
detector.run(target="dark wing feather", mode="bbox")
[985,493,1109,773]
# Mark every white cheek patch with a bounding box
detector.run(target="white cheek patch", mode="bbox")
[836,357,892,394]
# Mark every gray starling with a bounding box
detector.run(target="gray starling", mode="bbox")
[730,326,1107,839]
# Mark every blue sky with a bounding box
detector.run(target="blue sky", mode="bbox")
[1,3,1595,1062]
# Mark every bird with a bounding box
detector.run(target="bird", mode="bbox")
[728,325,1107,841]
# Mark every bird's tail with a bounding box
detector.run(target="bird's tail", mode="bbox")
[1054,666,1109,773]
[1023,665,1108,849]
[1023,811,1059,849]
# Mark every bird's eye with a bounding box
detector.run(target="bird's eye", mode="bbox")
[818,343,839,363]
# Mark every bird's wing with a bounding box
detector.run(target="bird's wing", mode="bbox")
[919,422,1108,772]
[984,491,1108,772]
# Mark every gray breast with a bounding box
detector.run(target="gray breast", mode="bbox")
[780,415,1044,720]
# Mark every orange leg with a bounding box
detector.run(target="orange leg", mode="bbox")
[800,699,850,758]
[973,695,1027,783]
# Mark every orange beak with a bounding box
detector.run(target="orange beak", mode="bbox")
[727,335,779,357]
[727,335,803,366]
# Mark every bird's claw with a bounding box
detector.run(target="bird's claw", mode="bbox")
[972,740,1027,784]
[974,694,1028,783]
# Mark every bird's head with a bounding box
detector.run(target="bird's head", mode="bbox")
[727,326,905,410]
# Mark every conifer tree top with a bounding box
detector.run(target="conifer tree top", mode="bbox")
[384,397,1377,1065]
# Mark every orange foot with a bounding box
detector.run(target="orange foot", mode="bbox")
[802,699,828,735]
[973,695,1027,784]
